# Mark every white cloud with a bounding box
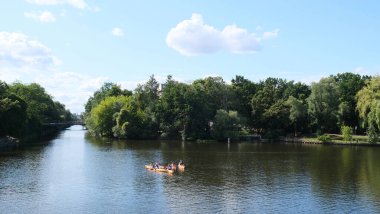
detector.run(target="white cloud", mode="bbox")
[112,27,124,37]
[166,14,279,56]
[35,72,108,113]
[26,0,89,10]
[0,31,111,113]
[24,11,56,23]
[262,29,280,40]
[0,32,61,69]
[222,25,261,54]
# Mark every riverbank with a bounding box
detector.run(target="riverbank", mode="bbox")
[279,135,380,147]
[0,136,19,150]
[0,124,73,151]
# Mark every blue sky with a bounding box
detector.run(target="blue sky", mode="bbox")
[1,0,379,113]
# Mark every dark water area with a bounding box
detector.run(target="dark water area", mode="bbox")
[1,125,380,213]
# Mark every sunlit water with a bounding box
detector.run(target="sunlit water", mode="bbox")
[1,125,380,213]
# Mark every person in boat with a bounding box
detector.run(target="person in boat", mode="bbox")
[178,160,185,169]
[171,162,176,170]
[167,164,172,170]
[154,162,160,169]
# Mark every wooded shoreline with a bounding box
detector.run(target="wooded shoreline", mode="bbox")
[0,124,71,151]
[83,73,380,144]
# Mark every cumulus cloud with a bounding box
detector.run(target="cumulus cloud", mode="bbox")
[0,31,111,113]
[24,11,56,22]
[0,32,61,69]
[112,27,124,37]
[26,0,89,10]
[166,14,279,56]
[222,25,261,54]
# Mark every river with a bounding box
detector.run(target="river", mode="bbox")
[1,125,380,213]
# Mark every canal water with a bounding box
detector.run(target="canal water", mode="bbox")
[1,125,380,213]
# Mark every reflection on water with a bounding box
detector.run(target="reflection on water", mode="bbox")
[1,125,380,213]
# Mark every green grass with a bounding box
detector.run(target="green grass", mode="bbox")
[301,134,377,144]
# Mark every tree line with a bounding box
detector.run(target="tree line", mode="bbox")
[0,81,75,138]
[84,73,380,142]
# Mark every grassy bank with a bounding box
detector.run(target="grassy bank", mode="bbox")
[282,134,379,146]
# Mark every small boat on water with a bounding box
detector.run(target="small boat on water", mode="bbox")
[145,160,185,174]
[145,165,174,174]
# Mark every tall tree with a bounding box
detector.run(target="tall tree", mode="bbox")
[86,96,130,136]
[251,78,292,132]
[286,96,307,136]
[188,76,233,139]
[307,77,341,133]
[84,82,131,114]
[356,77,380,129]
[134,75,159,111]
[9,82,60,124]
[156,76,192,139]
[0,83,28,136]
[333,72,369,128]
[231,75,257,127]
[113,97,159,139]
[211,110,241,141]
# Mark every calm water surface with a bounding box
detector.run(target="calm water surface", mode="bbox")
[1,126,380,213]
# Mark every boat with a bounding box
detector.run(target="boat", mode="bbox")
[145,165,174,174]
[155,168,174,174]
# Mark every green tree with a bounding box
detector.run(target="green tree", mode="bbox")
[187,76,233,140]
[156,76,191,139]
[134,75,159,111]
[211,109,240,141]
[84,82,131,114]
[333,72,368,128]
[1,81,72,137]
[356,77,380,129]
[113,97,159,139]
[262,99,290,133]
[284,81,311,100]
[286,96,307,136]
[231,75,257,126]
[251,78,287,130]
[0,93,27,137]
[250,78,308,134]
[86,96,130,136]
[9,82,54,123]
[307,77,341,133]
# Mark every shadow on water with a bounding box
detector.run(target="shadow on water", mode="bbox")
[0,128,68,157]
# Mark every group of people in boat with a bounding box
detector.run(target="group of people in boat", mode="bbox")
[150,160,185,171]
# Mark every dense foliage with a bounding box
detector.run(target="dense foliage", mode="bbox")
[341,125,353,141]
[84,73,375,141]
[0,81,74,138]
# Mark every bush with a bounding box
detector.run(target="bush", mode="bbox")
[317,134,332,143]
[341,125,353,141]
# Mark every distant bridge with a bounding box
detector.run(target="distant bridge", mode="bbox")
[43,121,85,127]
